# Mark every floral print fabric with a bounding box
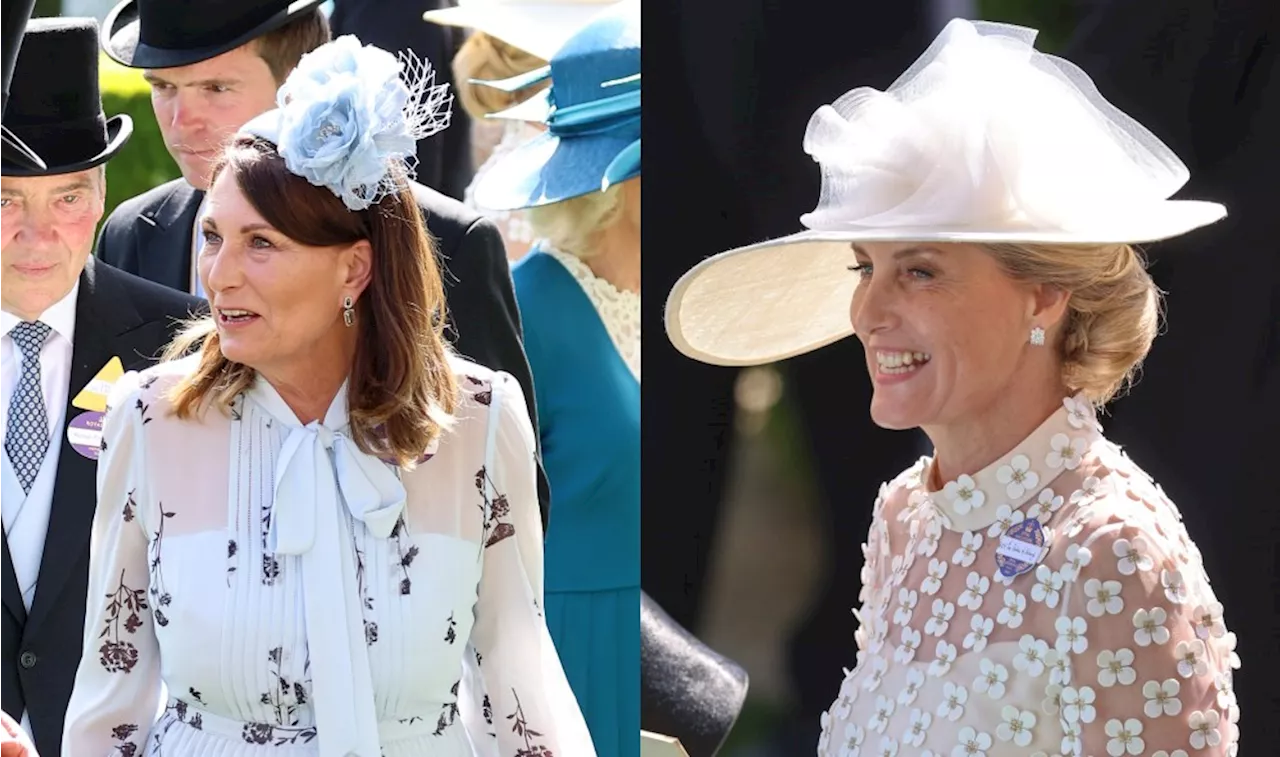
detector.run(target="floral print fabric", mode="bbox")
[819,395,1239,757]
[61,355,596,757]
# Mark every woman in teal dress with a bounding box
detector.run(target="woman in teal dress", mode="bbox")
[469,4,641,756]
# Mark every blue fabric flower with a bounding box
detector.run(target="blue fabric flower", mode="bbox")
[272,36,417,211]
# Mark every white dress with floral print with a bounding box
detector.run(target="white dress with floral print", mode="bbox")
[60,355,596,757]
[818,395,1239,757]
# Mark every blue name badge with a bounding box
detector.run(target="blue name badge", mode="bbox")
[995,518,1046,578]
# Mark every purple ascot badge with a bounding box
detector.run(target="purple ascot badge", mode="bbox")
[995,517,1045,578]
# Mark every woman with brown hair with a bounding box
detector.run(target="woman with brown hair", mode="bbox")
[60,37,595,757]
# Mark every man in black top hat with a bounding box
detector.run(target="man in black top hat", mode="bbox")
[94,0,550,530]
[0,18,205,756]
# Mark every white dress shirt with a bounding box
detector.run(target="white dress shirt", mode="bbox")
[1,279,80,735]
[189,191,209,299]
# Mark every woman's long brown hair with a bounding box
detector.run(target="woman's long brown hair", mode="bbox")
[163,136,457,467]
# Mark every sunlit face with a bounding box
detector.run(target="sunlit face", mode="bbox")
[198,171,368,377]
[1,169,105,320]
[849,242,1042,431]
[144,45,279,190]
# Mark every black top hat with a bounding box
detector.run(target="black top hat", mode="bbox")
[1,17,133,177]
[1,0,45,171]
[642,593,750,756]
[103,0,327,70]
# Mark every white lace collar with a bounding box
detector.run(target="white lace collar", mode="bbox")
[543,246,640,382]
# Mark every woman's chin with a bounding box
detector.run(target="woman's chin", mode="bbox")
[869,391,926,431]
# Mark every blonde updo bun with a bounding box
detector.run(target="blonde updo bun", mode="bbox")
[984,242,1161,406]
[451,31,548,120]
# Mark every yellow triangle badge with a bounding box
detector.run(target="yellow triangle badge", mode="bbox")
[71,356,125,412]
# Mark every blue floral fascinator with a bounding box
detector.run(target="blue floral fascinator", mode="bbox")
[241,35,453,211]
[469,0,639,211]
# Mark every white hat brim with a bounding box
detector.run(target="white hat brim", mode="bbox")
[664,199,1227,367]
[423,1,615,61]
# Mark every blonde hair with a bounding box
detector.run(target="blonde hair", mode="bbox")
[526,185,625,259]
[983,242,1161,406]
[452,32,548,120]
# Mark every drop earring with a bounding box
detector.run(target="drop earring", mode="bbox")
[1029,326,1045,346]
[343,295,355,328]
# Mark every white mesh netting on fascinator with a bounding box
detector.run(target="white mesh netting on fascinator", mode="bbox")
[663,18,1227,368]
[242,35,453,211]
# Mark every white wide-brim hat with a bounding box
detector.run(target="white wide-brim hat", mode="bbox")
[423,0,619,62]
[664,18,1228,368]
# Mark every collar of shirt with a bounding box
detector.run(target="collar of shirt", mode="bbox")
[190,191,210,298]
[1,278,80,344]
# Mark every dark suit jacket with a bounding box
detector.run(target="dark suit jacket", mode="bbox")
[1,257,204,757]
[329,0,473,202]
[93,178,552,530]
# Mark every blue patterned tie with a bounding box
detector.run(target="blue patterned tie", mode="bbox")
[5,321,52,495]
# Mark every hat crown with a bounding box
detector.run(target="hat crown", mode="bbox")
[800,18,1192,235]
[133,0,290,51]
[3,16,132,175]
[547,0,638,111]
[7,17,103,127]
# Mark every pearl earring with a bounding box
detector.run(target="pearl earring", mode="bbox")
[1029,326,1045,346]
[342,295,355,328]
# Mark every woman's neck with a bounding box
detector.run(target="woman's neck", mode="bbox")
[924,379,1071,487]
[257,331,358,425]
[583,218,640,294]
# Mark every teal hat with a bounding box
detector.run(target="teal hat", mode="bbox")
[470,0,639,210]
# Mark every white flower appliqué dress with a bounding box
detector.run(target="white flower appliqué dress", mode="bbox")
[60,355,596,757]
[818,395,1239,757]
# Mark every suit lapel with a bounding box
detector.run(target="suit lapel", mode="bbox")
[2,534,25,628]
[24,259,151,633]
[138,183,203,293]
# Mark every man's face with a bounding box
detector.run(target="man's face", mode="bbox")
[1,168,105,319]
[144,45,279,190]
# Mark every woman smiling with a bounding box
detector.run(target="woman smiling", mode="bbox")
[666,19,1237,757]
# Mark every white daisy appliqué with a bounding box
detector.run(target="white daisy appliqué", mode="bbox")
[958,571,990,611]
[928,640,957,678]
[952,531,983,567]
[943,474,986,515]
[937,682,968,722]
[1193,601,1226,640]
[953,726,992,757]
[1030,564,1063,609]
[1142,678,1182,718]
[1084,578,1125,617]
[996,454,1039,499]
[973,658,1010,700]
[1060,685,1096,724]
[924,599,955,637]
[1113,536,1154,576]
[1013,634,1049,677]
[1175,639,1208,678]
[1096,648,1137,687]
[1188,709,1222,750]
[996,706,1037,747]
[1045,433,1086,470]
[1104,718,1145,756]
[1133,607,1171,647]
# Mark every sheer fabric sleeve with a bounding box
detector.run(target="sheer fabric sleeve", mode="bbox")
[60,371,164,756]
[468,372,597,757]
[1052,500,1238,757]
